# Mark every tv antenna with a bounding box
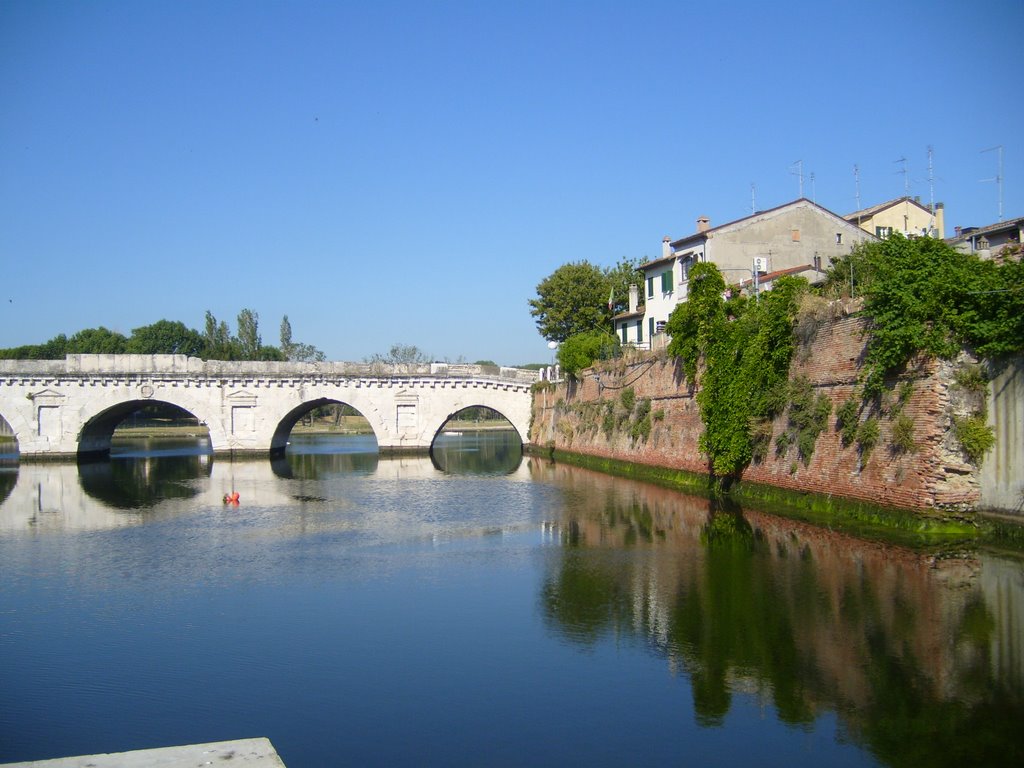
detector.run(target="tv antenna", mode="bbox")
[926,145,936,213]
[790,160,804,198]
[750,182,756,215]
[894,156,909,196]
[853,163,861,214]
[810,172,816,203]
[980,145,1004,221]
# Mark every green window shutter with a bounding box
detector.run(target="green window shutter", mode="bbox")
[621,324,628,344]
[647,276,654,298]
[637,320,643,342]
[648,318,655,338]
[661,270,673,292]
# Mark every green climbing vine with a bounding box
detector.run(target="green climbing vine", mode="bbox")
[665,265,807,477]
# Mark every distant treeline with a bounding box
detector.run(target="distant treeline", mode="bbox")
[0,310,324,362]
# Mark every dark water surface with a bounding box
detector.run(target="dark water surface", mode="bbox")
[1,433,1022,767]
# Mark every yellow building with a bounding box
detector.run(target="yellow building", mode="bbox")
[845,196,944,239]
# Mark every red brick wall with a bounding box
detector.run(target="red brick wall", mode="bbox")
[530,316,980,511]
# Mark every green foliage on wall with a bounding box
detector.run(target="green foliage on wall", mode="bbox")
[823,235,1024,397]
[557,330,620,379]
[665,264,808,477]
[953,414,995,464]
[774,377,832,467]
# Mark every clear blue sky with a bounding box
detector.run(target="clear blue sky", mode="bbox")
[2,0,1022,366]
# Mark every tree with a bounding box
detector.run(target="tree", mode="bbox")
[0,334,67,359]
[605,257,644,316]
[279,315,294,360]
[66,327,128,354]
[370,343,429,365]
[202,311,236,360]
[279,314,325,362]
[529,261,613,342]
[236,308,261,359]
[529,258,643,343]
[127,320,204,356]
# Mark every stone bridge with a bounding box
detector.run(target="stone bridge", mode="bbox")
[0,355,538,459]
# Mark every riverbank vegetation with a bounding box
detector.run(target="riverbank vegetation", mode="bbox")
[656,236,1023,480]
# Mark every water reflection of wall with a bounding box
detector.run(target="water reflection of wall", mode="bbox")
[530,459,1024,761]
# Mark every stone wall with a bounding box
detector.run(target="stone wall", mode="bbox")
[531,314,1014,513]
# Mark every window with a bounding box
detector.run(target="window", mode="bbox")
[680,258,690,283]
[636,319,643,343]
[813,254,822,271]
[621,324,628,344]
[875,226,893,238]
[791,228,801,242]
[661,270,673,294]
[646,276,654,299]
[648,317,655,339]
[835,233,842,245]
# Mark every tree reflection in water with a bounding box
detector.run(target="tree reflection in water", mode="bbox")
[536,463,1024,766]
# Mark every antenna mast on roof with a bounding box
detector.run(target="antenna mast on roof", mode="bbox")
[980,145,1004,221]
[927,145,936,213]
[854,164,861,214]
[810,172,816,204]
[895,156,909,196]
[790,160,803,198]
[751,182,756,214]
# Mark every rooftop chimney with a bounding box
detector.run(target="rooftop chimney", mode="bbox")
[629,284,638,313]
[662,236,671,258]
[697,216,710,233]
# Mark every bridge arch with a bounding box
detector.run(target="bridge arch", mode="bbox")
[269,397,381,454]
[0,412,17,458]
[429,404,522,444]
[78,396,223,459]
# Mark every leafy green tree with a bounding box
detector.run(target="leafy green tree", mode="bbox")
[202,311,236,360]
[369,343,430,365]
[126,320,204,356]
[279,315,294,359]
[279,314,325,362]
[557,329,620,378]
[529,261,615,342]
[605,257,644,315]
[236,308,261,359]
[66,327,128,354]
[0,334,68,359]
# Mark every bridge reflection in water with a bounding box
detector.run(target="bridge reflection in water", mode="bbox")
[0,434,1021,766]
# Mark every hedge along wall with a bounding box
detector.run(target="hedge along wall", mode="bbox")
[530,315,988,512]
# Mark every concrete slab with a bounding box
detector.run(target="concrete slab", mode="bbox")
[0,738,287,768]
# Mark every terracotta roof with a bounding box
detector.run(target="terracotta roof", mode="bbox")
[844,196,934,221]
[612,308,645,321]
[736,263,823,288]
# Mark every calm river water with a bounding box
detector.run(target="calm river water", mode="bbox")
[1,432,1022,767]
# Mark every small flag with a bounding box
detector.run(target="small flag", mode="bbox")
[608,287,614,311]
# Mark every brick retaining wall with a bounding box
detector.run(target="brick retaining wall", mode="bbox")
[530,315,984,511]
